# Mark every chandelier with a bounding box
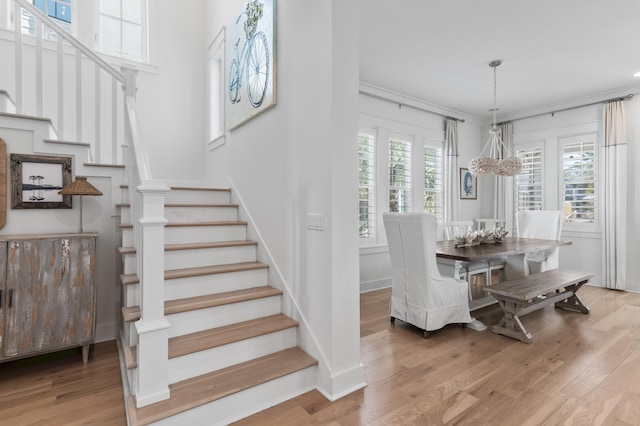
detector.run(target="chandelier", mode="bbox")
[468,60,522,177]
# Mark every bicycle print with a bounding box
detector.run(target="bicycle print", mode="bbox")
[226,0,275,130]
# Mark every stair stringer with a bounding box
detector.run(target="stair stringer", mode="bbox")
[212,176,366,402]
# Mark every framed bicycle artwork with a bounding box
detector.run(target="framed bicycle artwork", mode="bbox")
[225,0,277,131]
[460,167,477,200]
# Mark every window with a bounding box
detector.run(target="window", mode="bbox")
[423,145,443,221]
[514,145,543,211]
[208,27,225,147]
[357,127,443,246]
[99,0,147,62]
[561,135,597,223]
[358,131,376,239]
[22,0,72,38]
[388,138,411,212]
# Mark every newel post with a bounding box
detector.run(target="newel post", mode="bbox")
[122,65,138,99]
[134,180,171,407]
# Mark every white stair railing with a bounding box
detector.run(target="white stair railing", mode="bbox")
[123,72,171,407]
[13,0,122,164]
[11,0,171,407]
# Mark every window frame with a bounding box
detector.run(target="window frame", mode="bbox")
[97,0,148,63]
[358,123,444,248]
[358,127,377,246]
[513,141,545,215]
[559,132,599,233]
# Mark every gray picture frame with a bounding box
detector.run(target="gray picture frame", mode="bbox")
[11,153,72,209]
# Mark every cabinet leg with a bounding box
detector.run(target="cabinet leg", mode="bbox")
[81,344,91,365]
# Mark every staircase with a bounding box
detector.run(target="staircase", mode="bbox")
[117,185,318,425]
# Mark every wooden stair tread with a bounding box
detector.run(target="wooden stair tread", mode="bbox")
[120,261,269,286]
[165,221,247,227]
[118,240,257,255]
[122,285,281,322]
[116,203,238,208]
[125,314,299,368]
[118,220,246,229]
[126,347,317,426]
[170,314,298,358]
[169,186,231,192]
[164,203,239,208]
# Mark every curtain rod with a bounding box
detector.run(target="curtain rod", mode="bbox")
[501,93,634,124]
[362,91,466,123]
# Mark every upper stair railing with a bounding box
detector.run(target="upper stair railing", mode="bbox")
[13,0,122,164]
[11,0,171,407]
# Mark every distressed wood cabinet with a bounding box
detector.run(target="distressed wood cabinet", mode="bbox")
[0,233,97,364]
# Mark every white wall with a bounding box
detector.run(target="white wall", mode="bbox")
[357,93,487,292]
[204,0,365,400]
[134,0,207,181]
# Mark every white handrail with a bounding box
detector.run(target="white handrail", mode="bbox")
[125,96,152,182]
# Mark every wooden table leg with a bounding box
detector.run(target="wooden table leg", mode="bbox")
[554,280,590,314]
[491,299,533,344]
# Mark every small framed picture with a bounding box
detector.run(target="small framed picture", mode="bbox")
[460,167,477,200]
[11,153,73,209]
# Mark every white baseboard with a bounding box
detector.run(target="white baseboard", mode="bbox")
[360,278,391,293]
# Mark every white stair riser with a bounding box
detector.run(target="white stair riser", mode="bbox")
[124,321,138,346]
[121,269,270,306]
[121,228,133,247]
[120,244,257,275]
[165,245,256,270]
[165,206,238,223]
[165,225,246,244]
[120,187,129,204]
[122,252,136,275]
[164,268,268,300]
[167,296,282,338]
[123,283,138,308]
[151,367,317,426]
[167,328,297,384]
[121,206,238,224]
[119,206,131,224]
[166,190,230,205]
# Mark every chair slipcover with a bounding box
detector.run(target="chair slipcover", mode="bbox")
[516,210,564,274]
[384,213,472,332]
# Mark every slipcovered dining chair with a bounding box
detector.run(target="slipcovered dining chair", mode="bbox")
[383,213,472,336]
[516,210,564,274]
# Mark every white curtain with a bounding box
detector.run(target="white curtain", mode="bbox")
[493,122,514,230]
[444,118,459,222]
[602,101,627,290]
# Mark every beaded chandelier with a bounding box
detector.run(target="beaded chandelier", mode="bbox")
[468,60,522,177]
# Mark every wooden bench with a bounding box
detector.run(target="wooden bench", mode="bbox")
[482,269,593,343]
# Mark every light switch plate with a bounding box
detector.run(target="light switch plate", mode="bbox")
[306,213,324,231]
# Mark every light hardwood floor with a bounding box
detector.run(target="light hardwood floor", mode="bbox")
[2,284,640,425]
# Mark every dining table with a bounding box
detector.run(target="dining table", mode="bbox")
[435,236,572,330]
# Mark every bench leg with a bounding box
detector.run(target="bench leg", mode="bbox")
[491,299,533,344]
[554,281,591,314]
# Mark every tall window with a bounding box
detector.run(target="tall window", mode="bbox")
[515,145,543,211]
[562,135,597,223]
[388,138,411,212]
[357,127,443,246]
[99,0,146,62]
[423,145,443,221]
[358,131,376,239]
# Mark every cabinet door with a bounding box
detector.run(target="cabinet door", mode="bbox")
[4,236,96,357]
